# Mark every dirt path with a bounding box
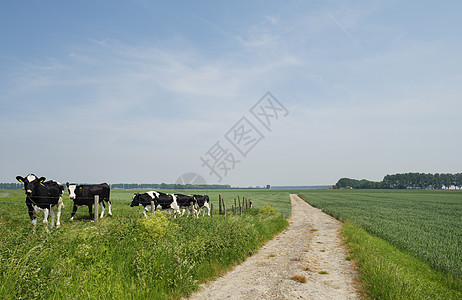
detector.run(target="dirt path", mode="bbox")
[187,194,359,300]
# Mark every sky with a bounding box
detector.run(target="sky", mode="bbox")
[1,0,461,187]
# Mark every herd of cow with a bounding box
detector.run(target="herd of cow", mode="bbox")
[15,173,210,227]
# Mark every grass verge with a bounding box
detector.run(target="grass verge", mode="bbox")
[0,205,288,299]
[341,222,462,300]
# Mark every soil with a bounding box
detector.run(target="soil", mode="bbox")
[187,194,360,299]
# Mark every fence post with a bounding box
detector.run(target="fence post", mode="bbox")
[210,203,214,218]
[94,195,99,225]
[219,194,222,214]
[150,200,155,213]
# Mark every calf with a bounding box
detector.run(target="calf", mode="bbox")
[130,191,180,216]
[66,182,111,220]
[193,194,210,216]
[174,194,197,217]
[16,174,64,227]
[130,191,158,217]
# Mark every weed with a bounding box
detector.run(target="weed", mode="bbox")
[290,274,307,283]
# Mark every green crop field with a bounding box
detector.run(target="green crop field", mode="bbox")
[297,189,462,299]
[0,189,291,299]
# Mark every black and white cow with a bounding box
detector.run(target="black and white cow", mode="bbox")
[130,191,196,217]
[16,174,64,227]
[130,191,162,217]
[193,194,210,216]
[174,194,197,216]
[66,183,111,220]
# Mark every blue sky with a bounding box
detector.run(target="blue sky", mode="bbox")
[1,0,461,186]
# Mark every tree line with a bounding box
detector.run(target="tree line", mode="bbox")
[334,173,462,190]
[0,183,23,190]
[0,182,232,190]
[110,183,232,190]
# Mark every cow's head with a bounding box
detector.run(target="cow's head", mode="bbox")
[16,174,46,196]
[66,182,78,199]
[130,193,141,207]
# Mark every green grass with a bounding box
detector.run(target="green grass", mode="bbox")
[298,189,462,299]
[0,189,290,299]
[342,222,462,299]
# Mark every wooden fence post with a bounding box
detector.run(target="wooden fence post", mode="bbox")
[210,203,214,218]
[219,194,222,214]
[94,195,99,225]
[151,200,155,213]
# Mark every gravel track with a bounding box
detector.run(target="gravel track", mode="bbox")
[187,194,360,299]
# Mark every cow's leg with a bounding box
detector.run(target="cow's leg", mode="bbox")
[88,205,93,219]
[70,204,78,221]
[56,196,63,227]
[143,207,148,218]
[107,200,112,216]
[27,203,37,226]
[204,202,211,216]
[43,207,49,224]
[50,205,56,227]
[100,201,105,218]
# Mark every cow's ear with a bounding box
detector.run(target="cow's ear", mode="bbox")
[38,177,46,183]
[16,176,24,183]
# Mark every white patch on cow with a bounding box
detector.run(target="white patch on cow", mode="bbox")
[27,174,36,182]
[108,202,112,216]
[68,185,77,199]
[143,206,150,217]
[56,195,63,227]
[100,202,105,218]
[204,202,211,216]
[169,194,180,217]
[147,191,159,199]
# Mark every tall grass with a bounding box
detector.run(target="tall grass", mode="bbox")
[0,190,289,299]
[342,222,462,299]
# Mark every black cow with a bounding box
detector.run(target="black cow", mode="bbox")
[193,194,210,216]
[16,174,64,227]
[66,183,111,220]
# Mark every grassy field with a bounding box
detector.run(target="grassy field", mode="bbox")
[298,189,462,299]
[0,189,290,299]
